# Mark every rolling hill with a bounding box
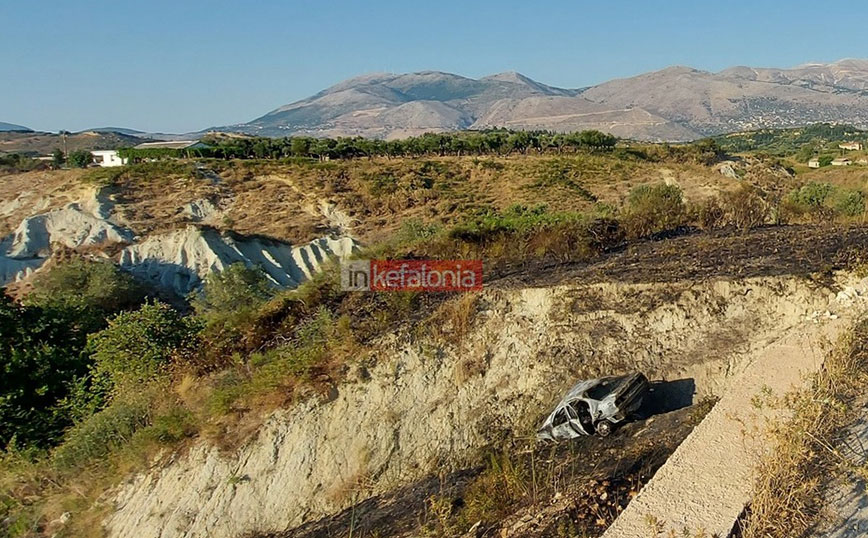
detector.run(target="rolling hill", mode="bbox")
[0,122,31,132]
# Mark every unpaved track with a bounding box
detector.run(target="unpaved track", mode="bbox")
[602,279,868,537]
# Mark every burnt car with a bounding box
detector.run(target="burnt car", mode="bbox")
[537,372,650,440]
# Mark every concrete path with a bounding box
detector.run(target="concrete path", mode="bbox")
[603,283,868,537]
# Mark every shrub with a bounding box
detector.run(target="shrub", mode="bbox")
[832,189,865,217]
[395,219,442,246]
[27,259,145,321]
[724,185,770,231]
[0,295,93,448]
[191,263,275,318]
[88,301,202,392]
[67,150,92,168]
[621,183,687,238]
[782,182,865,221]
[51,396,150,472]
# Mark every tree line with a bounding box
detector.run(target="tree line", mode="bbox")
[118,129,618,162]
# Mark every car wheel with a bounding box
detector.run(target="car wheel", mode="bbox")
[595,420,613,437]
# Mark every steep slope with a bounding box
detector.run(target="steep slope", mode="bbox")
[227,59,868,141]
[119,227,358,296]
[105,274,851,538]
[0,183,358,296]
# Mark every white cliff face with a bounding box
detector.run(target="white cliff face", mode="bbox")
[0,190,133,284]
[105,276,834,538]
[0,187,358,294]
[118,227,359,296]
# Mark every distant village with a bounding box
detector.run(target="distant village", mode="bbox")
[808,141,867,168]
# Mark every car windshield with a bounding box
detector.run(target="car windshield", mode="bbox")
[585,376,624,400]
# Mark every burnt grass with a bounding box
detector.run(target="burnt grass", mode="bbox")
[256,403,707,538]
[253,223,868,538]
[496,224,868,288]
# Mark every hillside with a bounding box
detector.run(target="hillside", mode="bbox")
[0,130,149,156]
[0,122,31,132]
[4,145,868,537]
[222,59,868,141]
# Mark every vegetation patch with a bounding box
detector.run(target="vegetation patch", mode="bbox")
[738,318,868,537]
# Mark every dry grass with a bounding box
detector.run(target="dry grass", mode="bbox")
[739,318,868,537]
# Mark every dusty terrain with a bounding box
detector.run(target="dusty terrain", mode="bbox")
[105,260,855,537]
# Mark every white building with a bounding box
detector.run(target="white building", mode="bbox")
[839,142,864,151]
[831,157,852,166]
[808,158,821,168]
[90,149,127,167]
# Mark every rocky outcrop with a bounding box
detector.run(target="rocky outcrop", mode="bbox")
[105,276,836,538]
[0,198,133,284]
[119,226,358,296]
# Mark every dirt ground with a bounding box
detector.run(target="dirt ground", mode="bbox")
[257,387,709,538]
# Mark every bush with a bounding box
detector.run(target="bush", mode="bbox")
[724,185,770,231]
[88,301,202,392]
[621,183,687,238]
[51,396,150,472]
[26,259,145,323]
[783,182,865,221]
[191,263,275,318]
[0,295,93,448]
[67,150,92,168]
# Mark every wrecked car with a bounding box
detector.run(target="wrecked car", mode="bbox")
[537,372,650,440]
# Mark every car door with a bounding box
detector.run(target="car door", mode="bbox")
[550,407,579,439]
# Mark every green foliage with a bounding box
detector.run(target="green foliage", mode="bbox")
[51,148,65,168]
[51,395,150,472]
[622,183,687,238]
[783,182,865,220]
[0,295,92,448]
[26,259,145,322]
[712,123,866,157]
[206,307,339,414]
[396,219,443,246]
[192,263,275,318]
[448,204,585,243]
[0,153,41,174]
[88,302,202,392]
[199,129,618,161]
[81,160,196,186]
[67,150,92,168]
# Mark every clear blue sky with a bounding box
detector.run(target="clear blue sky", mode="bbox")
[3,0,866,133]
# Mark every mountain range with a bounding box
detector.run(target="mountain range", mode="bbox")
[222,59,868,141]
[0,122,31,132]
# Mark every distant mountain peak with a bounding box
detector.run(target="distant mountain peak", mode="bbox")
[219,59,868,142]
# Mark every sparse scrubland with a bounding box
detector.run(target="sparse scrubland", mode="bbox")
[4,133,868,537]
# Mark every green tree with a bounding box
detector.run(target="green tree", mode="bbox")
[89,301,202,392]
[192,263,275,318]
[51,148,65,168]
[26,259,145,322]
[0,295,93,448]
[67,150,92,168]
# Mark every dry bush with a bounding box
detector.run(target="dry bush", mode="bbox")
[427,293,480,343]
[724,185,770,231]
[739,320,868,537]
[694,197,726,231]
[621,183,688,239]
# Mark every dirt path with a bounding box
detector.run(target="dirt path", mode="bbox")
[602,278,868,537]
